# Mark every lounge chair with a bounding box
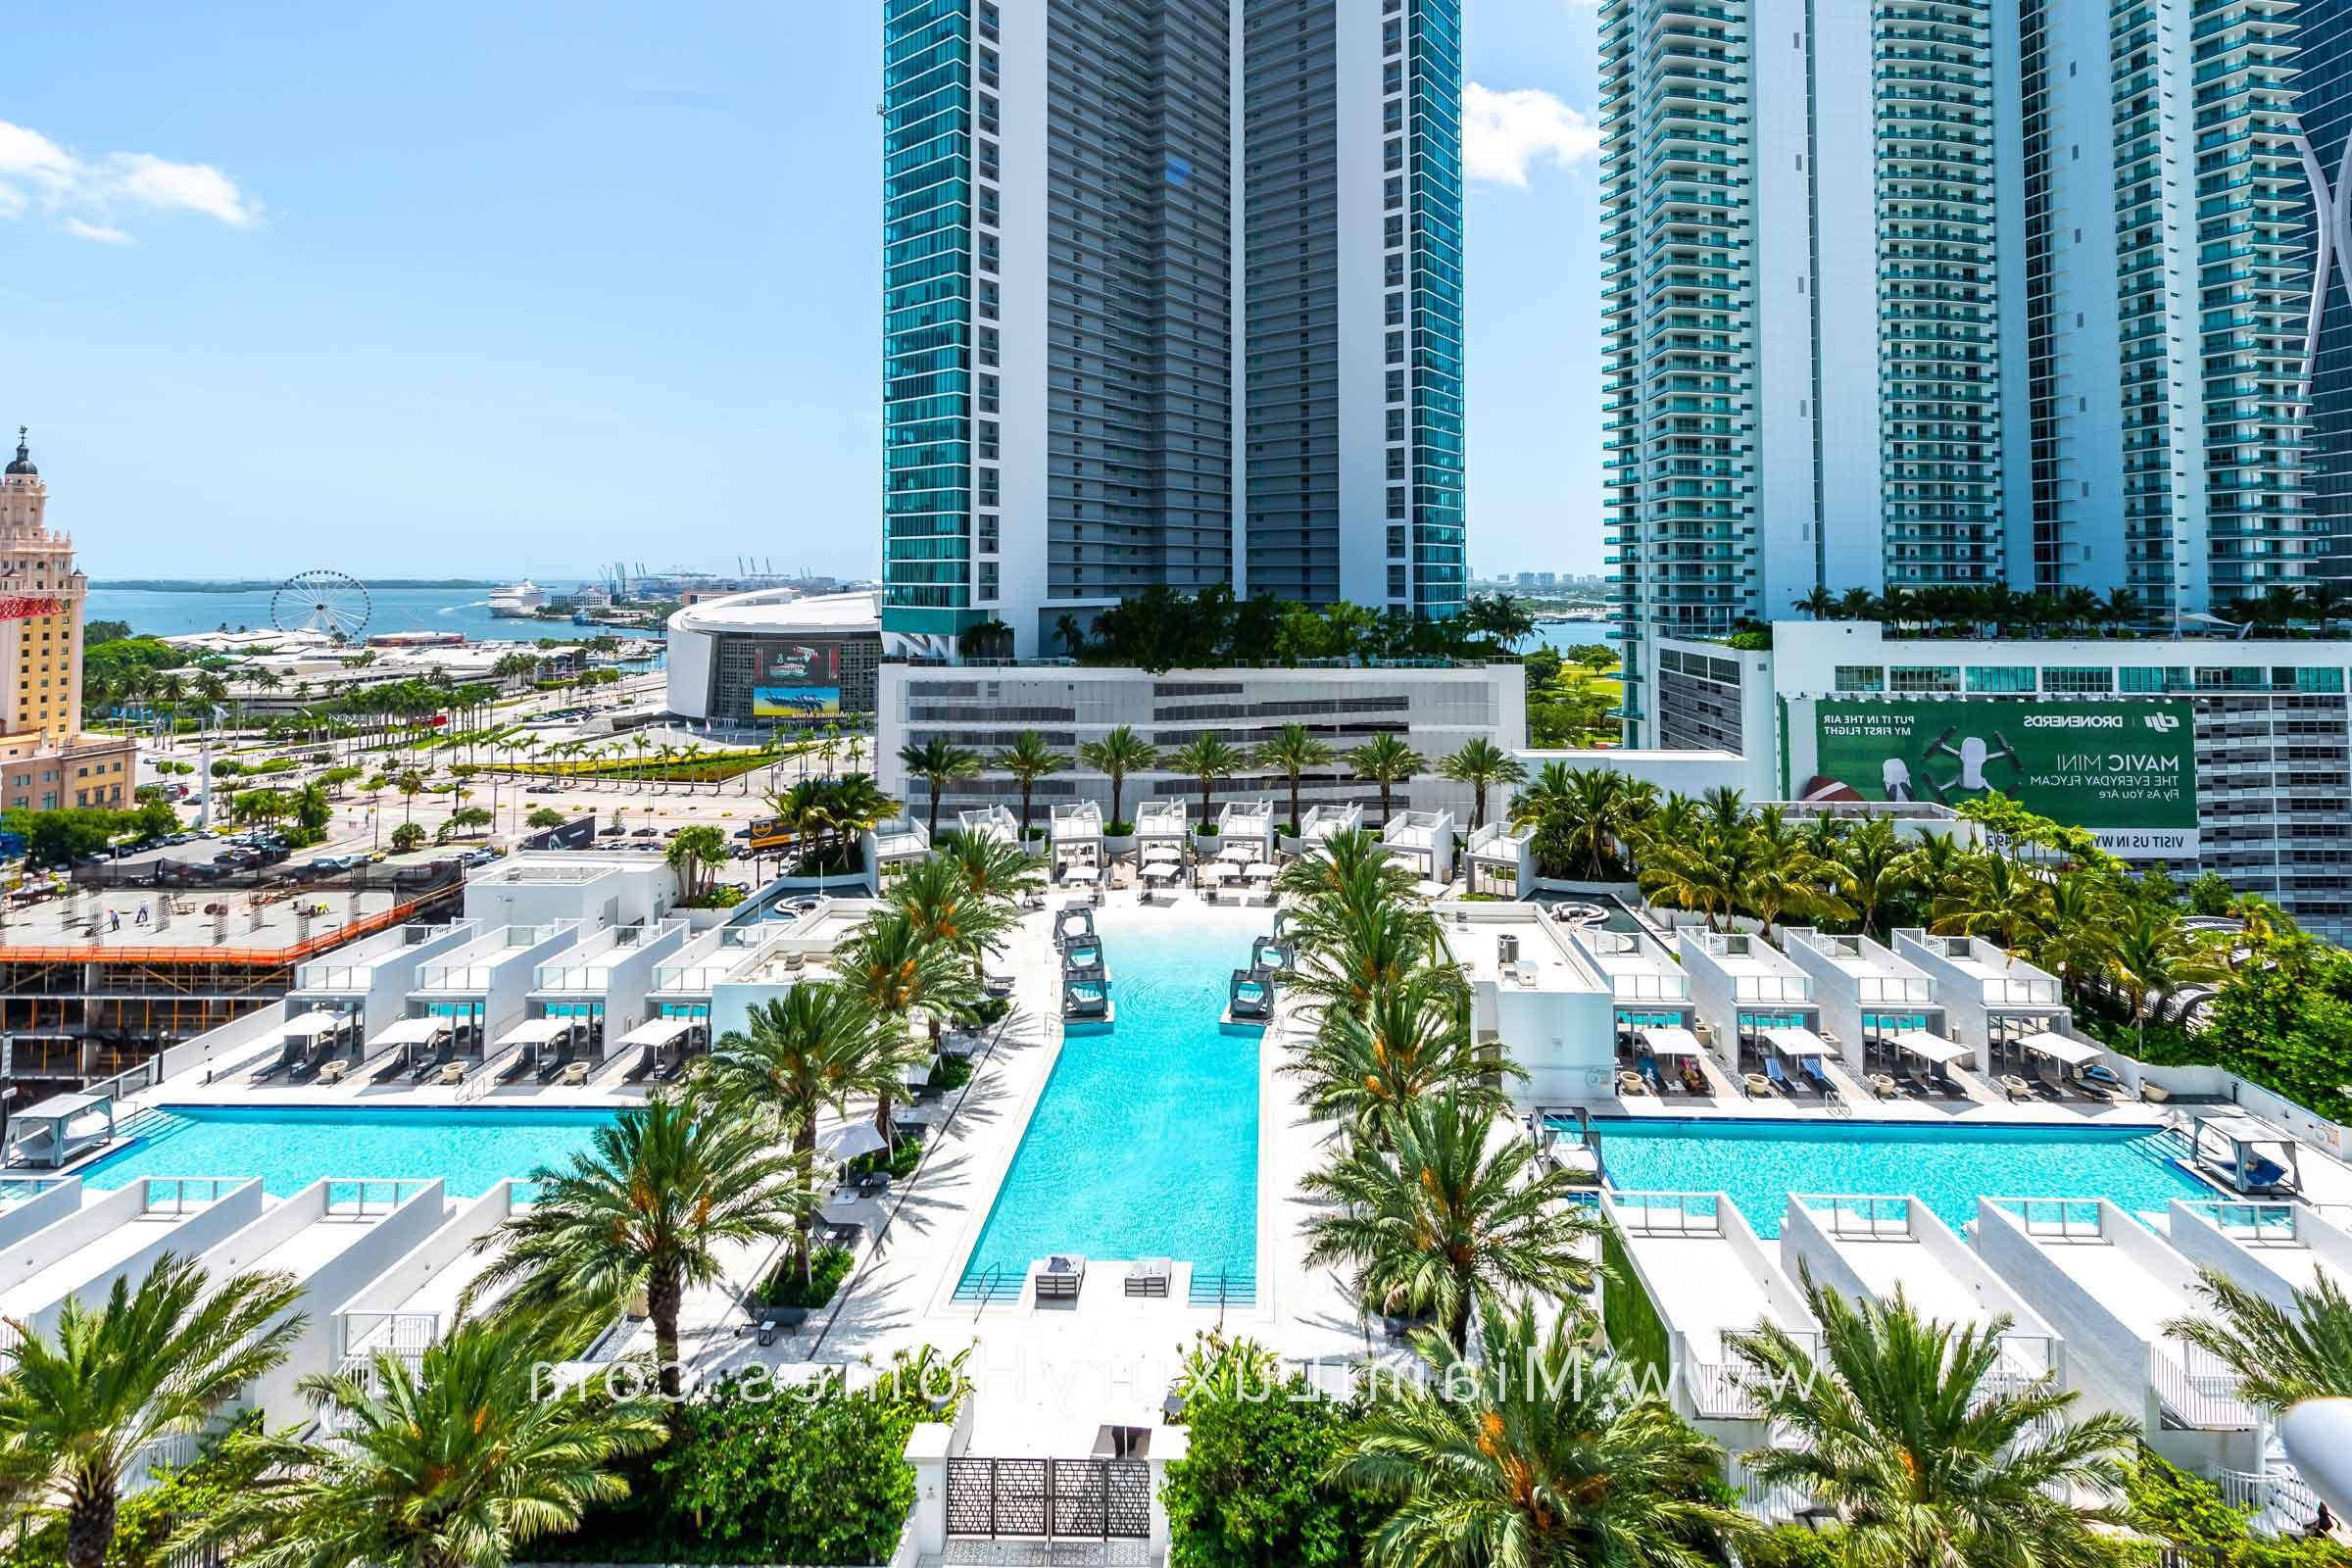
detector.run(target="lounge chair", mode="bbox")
[623,1045,659,1084]
[409,1042,456,1084]
[1034,1254,1086,1301]
[2243,1155,2291,1193]
[1125,1258,1172,1298]
[1680,1059,1708,1095]
[372,1047,416,1084]
[1801,1058,1837,1095]
[534,1042,576,1085]
[498,1048,536,1084]
[250,1040,301,1085]
[286,1042,329,1083]
[1764,1056,1792,1095]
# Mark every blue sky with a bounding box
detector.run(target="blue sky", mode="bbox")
[2,2,1599,584]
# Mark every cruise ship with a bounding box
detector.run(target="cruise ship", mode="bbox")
[486,579,545,618]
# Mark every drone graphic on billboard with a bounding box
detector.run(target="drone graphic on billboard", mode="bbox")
[1800,698,2197,858]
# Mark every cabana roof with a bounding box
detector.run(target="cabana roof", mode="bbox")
[1298,803,1362,842]
[956,805,1020,844]
[619,1016,699,1049]
[1384,809,1452,848]
[1892,1029,1972,1066]
[1134,799,1189,837]
[369,1016,451,1048]
[2017,1030,2101,1066]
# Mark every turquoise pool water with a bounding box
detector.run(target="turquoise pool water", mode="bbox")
[1570,1116,2215,1238]
[74,1106,618,1199]
[956,906,1263,1300]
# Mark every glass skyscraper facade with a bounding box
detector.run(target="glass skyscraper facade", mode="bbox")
[880,0,1466,657]
[2299,0,2352,583]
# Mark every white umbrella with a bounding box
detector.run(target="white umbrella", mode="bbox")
[1144,844,1182,861]
[1211,861,1243,880]
[1064,865,1101,885]
[815,1122,887,1165]
[1245,861,1279,880]
[1142,862,1179,881]
[1219,843,1255,862]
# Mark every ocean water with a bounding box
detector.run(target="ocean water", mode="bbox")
[84,584,615,646]
[1571,1115,2216,1238]
[74,1104,618,1199]
[956,906,1265,1298]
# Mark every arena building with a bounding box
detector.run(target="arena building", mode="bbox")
[663,588,882,723]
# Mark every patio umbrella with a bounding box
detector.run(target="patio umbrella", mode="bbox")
[1064,865,1101,885]
[1144,844,1182,860]
[1141,862,1179,881]
[1219,843,1255,862]
[815,1122,887,1165]
[1211,861,1243,880]
[1245,861,1278,880]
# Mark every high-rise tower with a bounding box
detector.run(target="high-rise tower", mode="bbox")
[880,0,1466,658]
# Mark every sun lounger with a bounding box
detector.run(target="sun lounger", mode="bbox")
[623,1046,659,1084]
[1802,1058,1837,1095]
[1034,1254,1086,1301]
[409,1042,456,1085]
[535,1043,576,1085]
[1125,1258,1172,1298]
[373,1048,416,1085]
[498,1049,536,1084]
[250,1040,301,1085]
[1681,1059,1708,1095]
[1765,1056,1792,1094]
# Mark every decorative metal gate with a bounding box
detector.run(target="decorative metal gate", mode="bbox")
[946,1456,1150,1539]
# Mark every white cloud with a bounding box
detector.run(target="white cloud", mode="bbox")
[0,120,261,237]
[63,218,132,245]
[1462,82,1598,186]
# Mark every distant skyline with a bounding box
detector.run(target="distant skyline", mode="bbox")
[2,3,1600,582]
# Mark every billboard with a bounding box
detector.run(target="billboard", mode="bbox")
[1804,699,2197,858]
[754,685,841,716]
[762,642,839,682]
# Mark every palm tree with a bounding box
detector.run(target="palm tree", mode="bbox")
[942,826,1048,914]
[191,1313,665,1568]
[1288,974,1517,1142]
[664,823,730,904]
[839,907,979,1134]
[1344,733,1424,829]
[898,737,981,838]
[393,768,424,825]
[1838,814,1912,939]
[993,729,1065,840]
[1077,724,1159,830]
[1511,763,1651,881]
[2030,871,2122,1000]
[1436,737,1525,832]
[467,1094,802,1397]
[2165,1268,2352,1411]
[1733,1283,2138,1568]
[895,851,1023,982]
[1929,852,2052,952]
[1053,612,1088,656]
[694,988,903,1286]
[0,1254,307,1568]
[1169,733,1244,826]
[1794,584,1839,620]
[1252,721,1337,834]
[1334,1296,1746,1568]
[1302,1093,1601,1350]
[2109,905,2224,1042]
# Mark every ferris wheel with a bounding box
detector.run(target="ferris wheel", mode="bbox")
[270,569,372,643]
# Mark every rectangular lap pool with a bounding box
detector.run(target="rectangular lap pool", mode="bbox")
[1564,1115,2215,1237]
[956,906,1263,1302]
[73,1105,619,1199]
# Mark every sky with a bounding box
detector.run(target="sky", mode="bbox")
[1,2,1601,584]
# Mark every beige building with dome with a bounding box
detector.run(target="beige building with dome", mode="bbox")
[0,430,135,813]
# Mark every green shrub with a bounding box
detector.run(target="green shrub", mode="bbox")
[8,1414,269,1568]
[758,1244,855,1310]
[2125,1446,2349,1566]
[934,1053,975,1093]
[541,1345,968,1564]
[1599,1218,1669,1395]
[1739,1524,1843,1568]
[1161,1334,1379,1568]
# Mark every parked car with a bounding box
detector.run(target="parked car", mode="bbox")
[630,827,659,838]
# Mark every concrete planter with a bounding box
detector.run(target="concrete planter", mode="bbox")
[1278,833,1303,857]
[1102,832,1136,859]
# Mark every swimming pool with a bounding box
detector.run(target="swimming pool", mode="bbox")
[956,906,1263,1301]
[1570,1116,2215,1238]
[73,1105,619,1199]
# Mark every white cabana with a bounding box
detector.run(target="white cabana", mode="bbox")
[618,1016,698,1049]
[281,1008,348,1041]
[495,1016,574,1051]
[1892,1029,1973,1067]
[1141,862,1180,882]
[1245,861,1279,880]
[1144,843,1183,861]
[1383,808,1458,884]
[2,1090,116,1169]
[1215,797,1277,860]
[1063,864,1101,885]
[2017,1030,2101,1067]
[1298,802,1362,844]
[956,804,1021,846]
[1637,1025,1703,1059]
[1051,800,1103,864]
[369,1016,451,1050]
[816,1122,888,1165]
[1135,799,1189,852]
[1763,1027,1832,1060]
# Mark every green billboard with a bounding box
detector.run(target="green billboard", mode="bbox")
[1804,699,2197,858]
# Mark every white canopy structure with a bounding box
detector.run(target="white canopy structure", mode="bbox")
[1892,1029,1973,1067]
[369,1016,451,1050]
[1134,799,1189,849]
[956,805,1020,846]
[1063,864,1101,885]
[1637,1026,1703,1059]
[1245,861,1278,880]
[2017,1031,2101,1066]
[1051,800,1103,864]
[1763,1027,1832,1060]
[495,1016,574,1050]
[1383,808,1458,885]
[2,1091,117,1170]
[1141,862,1179,882]
[281,1008,349,1041]
[1218,842,1257,863]
[1144,843,1183,861]
[1298,802,1362,845]
[618,1016,699,1049]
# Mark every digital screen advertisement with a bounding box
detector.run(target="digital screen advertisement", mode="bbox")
[1798,698,2198,858]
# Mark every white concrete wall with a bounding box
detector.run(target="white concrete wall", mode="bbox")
[995,0,1050,653]
[14,1180,268,1338]
[464,858,675,930]
[1335,0,1390,611]
[0,1179,80,1251]
[336,1182,517,1349]
[1972,1200,2154,1431]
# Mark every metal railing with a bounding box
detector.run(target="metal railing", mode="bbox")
[2176,1200,2297,1239]
[142,1176,236,1214]
[2150,1340,2258,1429]
[2211,1464,2323,1536]
[324,1178,433,1215]
[1795,1193,1914,1237]
[122,1431,202,1496]
[1994,1197,2106,1239]
[1610,1191,1725,1236]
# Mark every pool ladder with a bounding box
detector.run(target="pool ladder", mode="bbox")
[965,1263,1007,1317]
